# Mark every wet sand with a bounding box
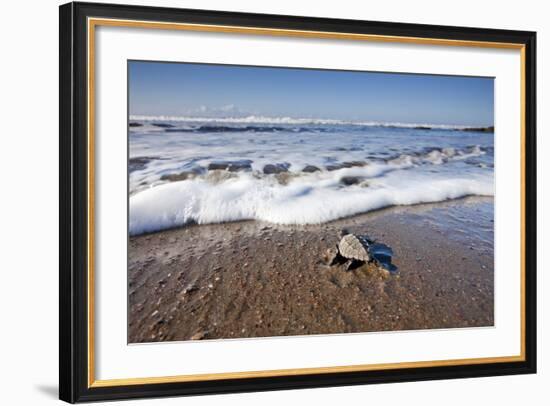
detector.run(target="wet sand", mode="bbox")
[128,196,494,343]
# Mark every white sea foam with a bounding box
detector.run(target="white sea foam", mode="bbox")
[129,168,493,235]
[128,119,494,235]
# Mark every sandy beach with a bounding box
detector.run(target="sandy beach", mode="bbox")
[128,196,494,343]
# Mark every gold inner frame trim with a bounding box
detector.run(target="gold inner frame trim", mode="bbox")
[87,17,527,388]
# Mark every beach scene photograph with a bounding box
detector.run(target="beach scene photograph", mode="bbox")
[127,61,495,343]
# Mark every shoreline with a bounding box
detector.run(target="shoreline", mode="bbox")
[130,193,493,238]
[128,196,494,343]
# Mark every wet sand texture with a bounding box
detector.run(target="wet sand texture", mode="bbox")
[128,197,494,343]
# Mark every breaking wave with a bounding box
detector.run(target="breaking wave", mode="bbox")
[129,170,493,235]
[128,118,494,235]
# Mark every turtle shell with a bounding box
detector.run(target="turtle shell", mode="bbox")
[338,234,371,261]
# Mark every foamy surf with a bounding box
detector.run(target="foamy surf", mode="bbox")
[129,165,493,235]
[128,118,494,235]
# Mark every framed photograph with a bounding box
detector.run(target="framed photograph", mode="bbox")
[59,2,537,403]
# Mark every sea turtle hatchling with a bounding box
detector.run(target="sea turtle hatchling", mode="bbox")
[328,230,395,271]
[338,234,373,262]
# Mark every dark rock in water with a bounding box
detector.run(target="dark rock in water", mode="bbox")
[302,165,321,173]
[208,162,229,170]
[263,163,290,174]
[129,122,143,127]
[208,160,252,172]
[161,167,204,182]
[195,125,287,133]
[462,126,494,133]
[340,176,363,186]
[344,160,368,167]
[160,171,195,182]
[199,125,241,133]
[227,160,253,172]
[129,156,157,172]
[151,123,175,128]
[325,161,367,171]
[414,126,432,130]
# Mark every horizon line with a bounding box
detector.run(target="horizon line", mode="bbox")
[129,114,494,130]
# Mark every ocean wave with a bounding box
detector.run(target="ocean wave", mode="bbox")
[128,121,494,235]
[387,145,486,165]
[129,115,476,130]
[161,125,336,133]
[129,145,488,190]
[129,170,493,235]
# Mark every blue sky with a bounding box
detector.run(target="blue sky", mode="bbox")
[129,61,494,126]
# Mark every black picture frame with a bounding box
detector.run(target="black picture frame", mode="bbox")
[59,1,537,403]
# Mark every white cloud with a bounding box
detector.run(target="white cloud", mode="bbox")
[219,104,236,112]
[182,104,255,117]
